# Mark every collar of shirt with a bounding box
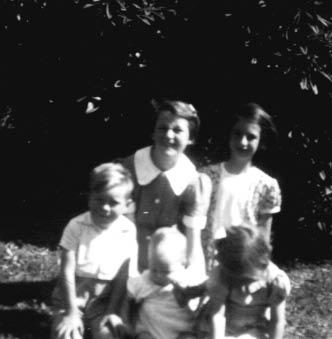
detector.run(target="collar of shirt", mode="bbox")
[134,146,197,196]
[80,212,133,233]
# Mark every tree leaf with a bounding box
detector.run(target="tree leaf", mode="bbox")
[106,3,112,19]
[310,83,318,95]
[85,102,98,114]
[319,70,332,82]
[309,25,320,34]
[138,16,151,25]
[116,0,126,11]
[83,4,96,9]
[300,46,308,54]
[114,80,123,88]
[317,14,331,27]
[300,78,308,90]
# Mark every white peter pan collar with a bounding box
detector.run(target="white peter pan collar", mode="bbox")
[134,146,197,196]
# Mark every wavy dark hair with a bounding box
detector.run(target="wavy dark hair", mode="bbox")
[216,226,272,277]
[229,102,277,152]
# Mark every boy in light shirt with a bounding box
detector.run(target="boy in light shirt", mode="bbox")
[51,163,137,339]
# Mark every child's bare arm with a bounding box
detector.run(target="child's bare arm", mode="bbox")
[186,227,206,271]
[258,214,273,242]
[54,248,83,338]
[269,300,286,339]
[185,173,212,270]
[209,279,228,339]
[211,303,226,339]
[60,248,78,314]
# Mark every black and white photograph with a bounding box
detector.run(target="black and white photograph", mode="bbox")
[0,1,331,338]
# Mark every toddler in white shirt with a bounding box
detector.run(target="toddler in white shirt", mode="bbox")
[127,227,205,339]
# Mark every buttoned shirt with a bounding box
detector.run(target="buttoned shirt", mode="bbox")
[122,146,211,270]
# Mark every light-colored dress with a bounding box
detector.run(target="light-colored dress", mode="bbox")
[128,270,195,339]
[204,162,281,240]
[122,146,212,271]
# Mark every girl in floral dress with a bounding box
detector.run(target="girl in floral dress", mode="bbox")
[206,102,281,248]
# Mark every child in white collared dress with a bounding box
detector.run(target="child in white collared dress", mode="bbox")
[203,103,281,258]
[122,99,212,273]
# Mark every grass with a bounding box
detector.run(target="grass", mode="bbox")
[282,260,332,338]
[0,241,331,339]
[0,242,58,339]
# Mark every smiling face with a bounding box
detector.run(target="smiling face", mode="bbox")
[89,185,129,229]
[229,118,262,163]
[152,110,192,166]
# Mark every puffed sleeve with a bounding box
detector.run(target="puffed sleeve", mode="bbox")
[182,172,212,230]
[268,267,291,305]
[59,218,81,251]
[258,178,282,215]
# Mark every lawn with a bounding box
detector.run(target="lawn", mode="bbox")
[0,241,331,339]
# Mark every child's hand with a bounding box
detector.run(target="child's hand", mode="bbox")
[54,312,83,339]
[100,313,133,338]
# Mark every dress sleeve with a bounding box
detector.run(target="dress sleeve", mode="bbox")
[182,172,212,229]
[59,218,81,251]
[258,178,282,215]
[268,267,291,305]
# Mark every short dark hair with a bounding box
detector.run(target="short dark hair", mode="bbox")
[230,102,277,151]
[151,99,200,141]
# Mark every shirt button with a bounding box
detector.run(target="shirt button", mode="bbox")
[154,198,160,204]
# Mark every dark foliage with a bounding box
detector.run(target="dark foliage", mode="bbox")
[0,0,331,259]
